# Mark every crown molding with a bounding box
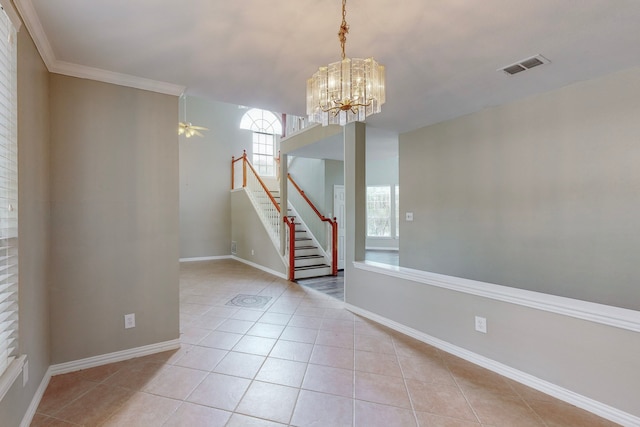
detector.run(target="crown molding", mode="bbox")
[14,0,185,96]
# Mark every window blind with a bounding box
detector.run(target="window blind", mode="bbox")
[0,5,18,379]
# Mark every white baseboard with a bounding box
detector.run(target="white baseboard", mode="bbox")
[345,303,639,427]
[20,339,180,427]
[179,255,232,262]
[231,256,287,280]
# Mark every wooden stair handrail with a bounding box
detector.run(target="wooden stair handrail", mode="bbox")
[288,173,338,276]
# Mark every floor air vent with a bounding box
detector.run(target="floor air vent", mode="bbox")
[499,54,550,75]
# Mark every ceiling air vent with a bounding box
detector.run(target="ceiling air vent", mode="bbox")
[499,55,550,76]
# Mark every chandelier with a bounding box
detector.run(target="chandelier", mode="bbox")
[306,0,385,126]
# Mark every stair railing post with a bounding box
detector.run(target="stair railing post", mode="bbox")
[242,150,247,188]
[332,218,338,276]
[285,217,296,281]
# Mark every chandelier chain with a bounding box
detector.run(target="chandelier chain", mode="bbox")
[338,0,349,60]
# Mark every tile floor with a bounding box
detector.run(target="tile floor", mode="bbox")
[31,259,618,426]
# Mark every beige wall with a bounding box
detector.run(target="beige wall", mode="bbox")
[0,24,51,427]
[400,66,640,311]
[179,96,250,259]
[49,75,180,363]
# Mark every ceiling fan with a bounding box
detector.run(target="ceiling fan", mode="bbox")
[179,94,208,138]
[178,121,208,138]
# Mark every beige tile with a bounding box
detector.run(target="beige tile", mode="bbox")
[235,381,299,424]
[302,364,354,398]
[226,413,288,426]
[213,351,266,378]
[255,358,308,388]
[216,318,255,334]
[507,379,558,403]
[186,372,251,411]
[102,360,165,390]
[355,399,417,427]
[270,340,314,362]
[101,391,181,426]
[465,389,545,426]
[321,318,354,333]
[414,412,481,427]
[232,335,277,356]
[247,322,286,339]
[354,334,396,354]
[398,355,457,386]
[259,312,292,325]
[180,326,213,344]
[36,373,98,415]
[142,365,207,400]
[30,414,82,426]
[354,371,411,409]
[189,315,226,330]
[310,344,354,370]
[355,350,402,377]
[324,308,356,321]
[316,330,355,349]
[405,379,477,422]
[204,306,239,318]
[527,399,619,427]
[288,315,324,329]
[295,307,326,318]
[50,384,133,425]
[280,326,318,344]
[447,359,516,396]
[163,402,232,427]
[173,345,228,371]
[72,361,128,383]
[291,389,354,427]
[231,308,264,321]
[198,330,243,350]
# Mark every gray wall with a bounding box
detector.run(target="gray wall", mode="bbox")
[288,157,326,212]
[179,96,251,258]
[324,159,344,218]
[400,66,640,311]
[344,70,640,420]
[49,75,180,363]
[0,24,51,427]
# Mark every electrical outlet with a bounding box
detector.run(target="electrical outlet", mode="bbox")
[475,316,487,333]
[23,360,29,387]
[251,249,255,256]
[406,212,414,221]
[124,313,136,329]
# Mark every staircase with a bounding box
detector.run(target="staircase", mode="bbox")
[232,151,337,281]
[272,191,332,280]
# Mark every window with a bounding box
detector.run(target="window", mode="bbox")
[366,185,400,238]
[0,3,18,381]
[239,108,282,176]
[367,186,391,237]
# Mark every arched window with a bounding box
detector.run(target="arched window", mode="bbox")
[240,108,282,176]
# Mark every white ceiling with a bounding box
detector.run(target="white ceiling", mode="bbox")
[15,0,640,134]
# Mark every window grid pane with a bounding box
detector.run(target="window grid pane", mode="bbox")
[367,186,391,237]
[0,6,18,379]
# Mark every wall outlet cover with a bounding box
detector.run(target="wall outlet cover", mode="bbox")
[475,316,487,333]
[124,313,136,329]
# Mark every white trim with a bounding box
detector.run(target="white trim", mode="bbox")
[19,340,179,427]
[49,339,180,376]
[50,61,185,96]
[345,303,640,427]
[231,256,288,280]
[14,0,185,96]
[14,0,60,67]
[354,261,640,333]
[180,255,232,263]
[19,365,51,427]
[0,355,26,402]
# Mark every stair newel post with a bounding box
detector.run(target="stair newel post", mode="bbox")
[332,217,338,276]
[286,217,296,281]
[242,150,247,188]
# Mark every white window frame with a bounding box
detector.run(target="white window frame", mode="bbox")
[239,108,282,177]
[0,1,24,401]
